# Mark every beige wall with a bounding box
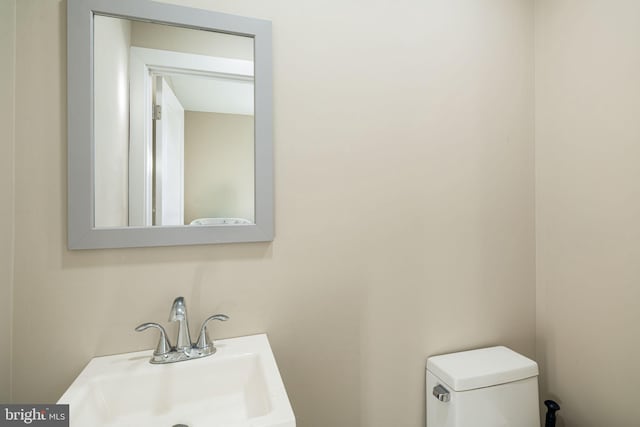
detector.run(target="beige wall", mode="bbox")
[131,20,253,60]
[0,0,16,403]
[184,112,254,223]
[535,1,640,426]
[11,1,535,426]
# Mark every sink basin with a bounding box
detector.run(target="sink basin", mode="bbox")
[58,334,295,427]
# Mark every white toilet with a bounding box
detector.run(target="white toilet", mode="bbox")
[426,346,540,427]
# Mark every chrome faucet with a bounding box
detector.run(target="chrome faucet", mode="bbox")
[135,296,229,364]
[169,297,192,352]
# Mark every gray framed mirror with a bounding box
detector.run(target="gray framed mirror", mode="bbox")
[67,0,273,249]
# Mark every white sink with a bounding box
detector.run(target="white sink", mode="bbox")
[58,334,295,427]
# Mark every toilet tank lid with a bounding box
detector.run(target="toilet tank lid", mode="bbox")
[426,346,538,392]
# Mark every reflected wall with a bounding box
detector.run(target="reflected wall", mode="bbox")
[93,16,255,228]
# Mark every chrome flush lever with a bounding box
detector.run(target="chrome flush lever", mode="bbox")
[433,384,451,402]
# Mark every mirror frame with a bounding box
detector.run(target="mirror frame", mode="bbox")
[67,0,273,249]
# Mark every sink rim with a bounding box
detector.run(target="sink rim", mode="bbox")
[58,333,295,427]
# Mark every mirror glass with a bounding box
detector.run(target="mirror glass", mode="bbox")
[93,16,255,228]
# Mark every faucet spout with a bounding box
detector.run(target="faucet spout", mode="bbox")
[169,296,192,351]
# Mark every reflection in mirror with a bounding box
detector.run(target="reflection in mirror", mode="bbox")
[93,16,255,228]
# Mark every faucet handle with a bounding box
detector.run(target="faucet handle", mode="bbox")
[135,322,172,356]
[195,314,229,352]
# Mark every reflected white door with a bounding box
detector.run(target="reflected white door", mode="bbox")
[155,76,184,225]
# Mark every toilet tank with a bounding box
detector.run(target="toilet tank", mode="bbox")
[426,346,540,427]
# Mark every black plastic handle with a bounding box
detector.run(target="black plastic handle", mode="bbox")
[544,400,561,427]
